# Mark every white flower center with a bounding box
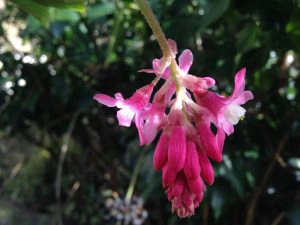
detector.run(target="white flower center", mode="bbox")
[224,104,246,125]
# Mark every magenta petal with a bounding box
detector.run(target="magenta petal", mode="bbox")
[182,189,194,210]
[232,91,254,105]
[179,49,193,74]
[202,77,216,88]
[195,91,226,118]
[188,178,204,199]
[93,94,117,107]
[232,68,246,98]
[117,107,135,127]
[138,69,155,73]
[197,120,222,162]
[197,149,214,185]
[171,174,185,197]
[183,141,201,180]
[168,39,178,55]
[153,134,169,171]
[168,126,187,172]
[217,128,225,153]
[162,164,177,187]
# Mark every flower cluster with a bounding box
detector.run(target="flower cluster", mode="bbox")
[94,40,253,218]
[104,193,148,225]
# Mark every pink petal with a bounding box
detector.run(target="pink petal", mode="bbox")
[179,49,193,74]
[168,125,187,172]
[138,69,155,73]
[117,107,135,127]
[171,173,185,197]
[183,141,201,180]
[202,77,216,88]
[219,114,234,135]
[153,134,169,171]
[217,128,225,153]
[197,148,214,185]
[127,83,154,110]
[182,189,194,210]
[196,119,222,162]
[168,39,178,55]
[162,164,177,187]
[195,90,226,118]
[232,68,246,98]
[93,94,117,107]
[188,178,204,200]
[231,91,254,105]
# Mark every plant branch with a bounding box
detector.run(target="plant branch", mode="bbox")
[55,110,80,225]
[244,134,289,225]
[135,0,172,58]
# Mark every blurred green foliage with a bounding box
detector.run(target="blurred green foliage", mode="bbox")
[0,0,299,225]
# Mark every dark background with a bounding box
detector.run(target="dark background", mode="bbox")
[0,0,299,224]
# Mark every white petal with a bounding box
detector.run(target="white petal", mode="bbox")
[224,104,246,125]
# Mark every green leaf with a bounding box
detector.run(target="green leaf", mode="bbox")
[286,11,300,35]
[198,0,231,29]
[9,0,85,27]
[32,0,85,12]
[10,0,50,27]
[87,2,114,20]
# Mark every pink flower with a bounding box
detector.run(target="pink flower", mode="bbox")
[93,83,154,128]
[195,68,254,135]
[94,39,253,218]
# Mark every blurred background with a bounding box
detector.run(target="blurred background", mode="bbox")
[0,0,299,225]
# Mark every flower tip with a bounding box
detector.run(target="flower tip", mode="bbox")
[93,93,117,107]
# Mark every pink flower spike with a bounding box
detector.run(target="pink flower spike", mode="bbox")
[168,125,187,172]
[153,134,169,171]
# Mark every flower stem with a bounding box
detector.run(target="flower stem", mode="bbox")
[125,149,146,202]
[135,0,172,58]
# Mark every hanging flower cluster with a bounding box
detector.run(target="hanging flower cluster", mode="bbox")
[94,40,253,218]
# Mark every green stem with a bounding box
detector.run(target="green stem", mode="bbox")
[135,0,172,58]
[125,150,146,202]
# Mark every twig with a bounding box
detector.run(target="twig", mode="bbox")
[270,212,285,225]
[55,110,80,225]
[124,149,147,203]
[244,134,288,225]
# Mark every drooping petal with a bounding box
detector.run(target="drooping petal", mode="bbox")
[196,119,222,162]
[93,94,118,107]
[187,178,204,200]
[216,128,225,153]
[197,148,214,185]
[162,164,178,187]
[168,126,187,172]
[171,173,185,197]
[153,134,169,171]
[183,141,201,180]
[179,49,193,74]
